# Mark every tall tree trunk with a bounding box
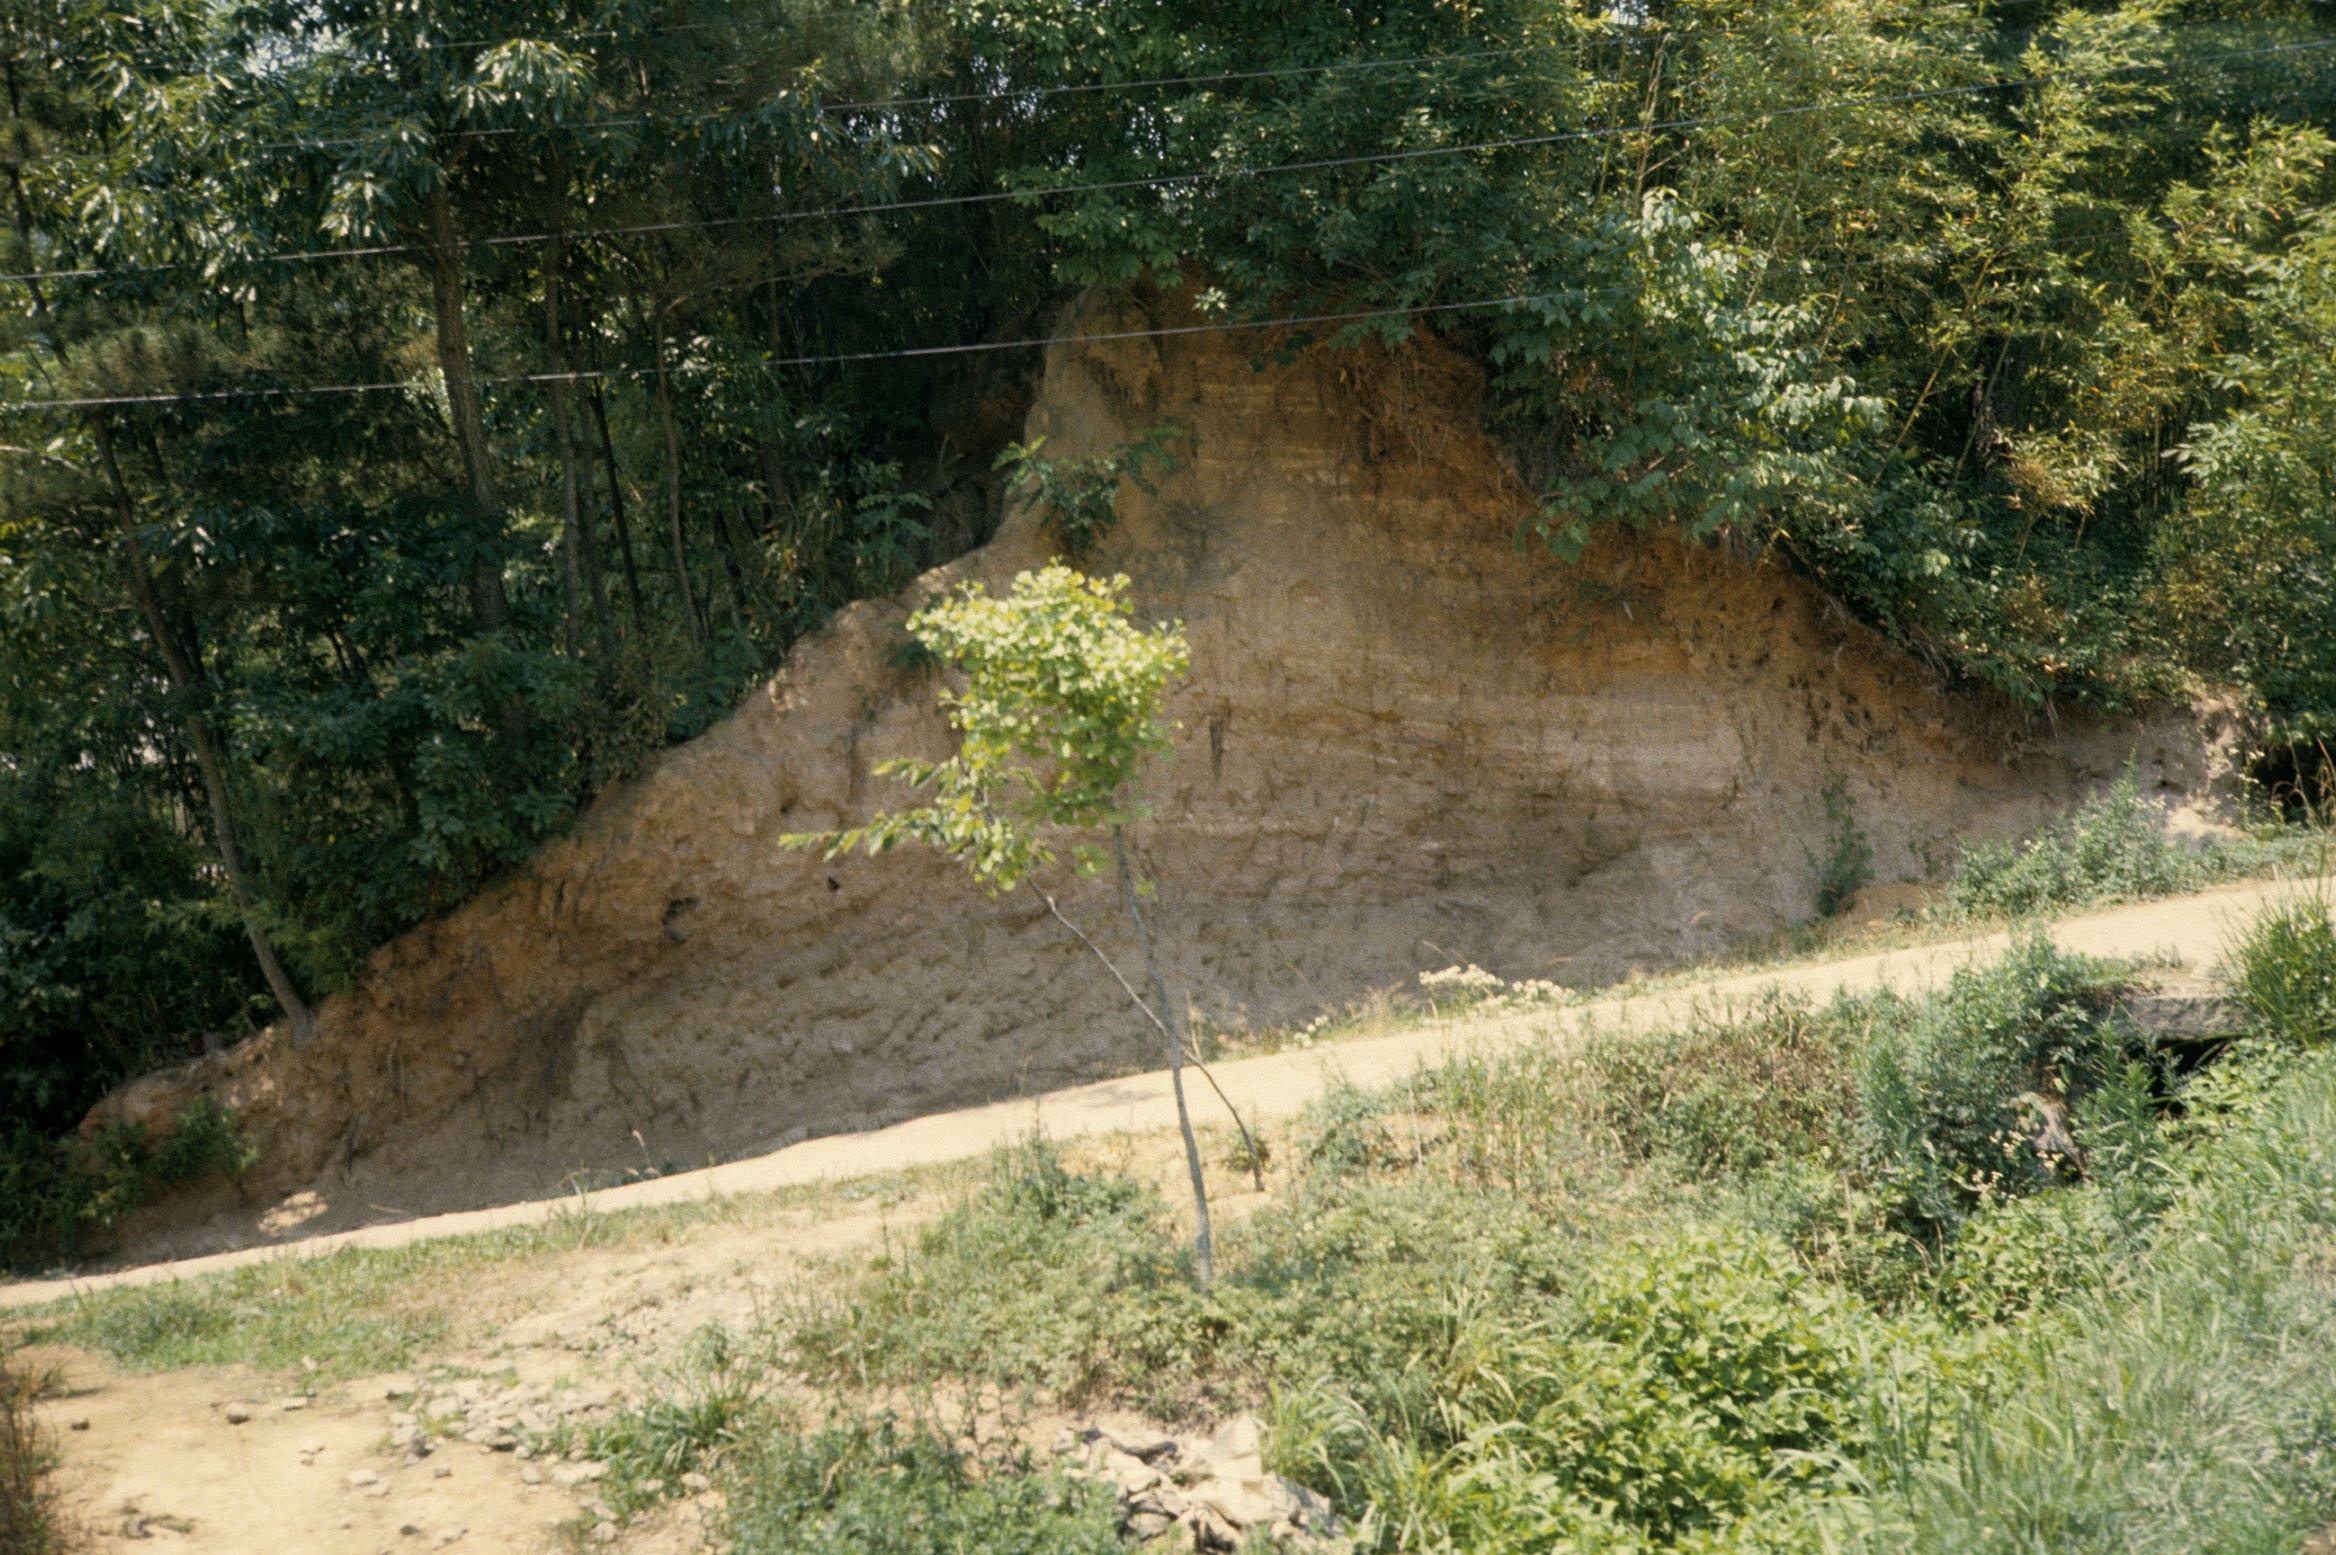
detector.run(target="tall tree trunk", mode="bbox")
[93,413,315,1044]
[1115,825,1212,1283]
[423,188,510,633]
[543,232,617,664]
[711,504,750,638]
[588,385,648,635]
[6,113,314,1044]
[652,311,702,653]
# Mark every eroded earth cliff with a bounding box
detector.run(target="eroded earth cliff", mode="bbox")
[106,290,2234,1248]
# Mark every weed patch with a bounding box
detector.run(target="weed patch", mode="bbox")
[2225,889,2336,1047]
[2,1346,69,1555]
[722,1414,1123,1555]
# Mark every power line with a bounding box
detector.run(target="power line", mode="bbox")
[0,214,2268,413]
[6,31,2328,288]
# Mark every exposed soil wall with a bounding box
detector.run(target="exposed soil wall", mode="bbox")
[101,288,2238,1248]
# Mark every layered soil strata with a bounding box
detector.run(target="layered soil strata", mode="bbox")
[97,287,2235,1247]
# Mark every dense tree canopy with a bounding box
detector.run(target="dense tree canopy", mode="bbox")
[3,0,2333,1231]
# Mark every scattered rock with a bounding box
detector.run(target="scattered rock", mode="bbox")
[431,1464,452,1480]
[433,1528,467,1549]
[280,1396,309,1412]
[68,1418,89,1431]
[552,1461,610,1488]
[1193,1475,1277,1530]
[1129,1509,1176,1539]
[1102,1426,1180,1463]
[680,1472,713,1492]
[586,1521,619,1545]
[345,1470,382,1490]
[1266,1474,1339,1533]
[1100,1448,1161,1495]
[223,1402,255,1425]
[399,1525,422,1538]
[640,1478,667,1498]
[520,1464,545,1486]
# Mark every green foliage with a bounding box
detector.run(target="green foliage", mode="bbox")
[559,1325,767,1518]
[28,1254,447,1378]
[1576,994,1860,1179]
[1854,935,2131,1237]
[2,1098,259,1271]
[722,1414,1124,1555]
[1809,780,1874,920]
[786,566,1189,892]
[995,428,1186,559]
[787,1137,1209,1410]
[1947,769,2221,918]
[2223,889,2336,1046]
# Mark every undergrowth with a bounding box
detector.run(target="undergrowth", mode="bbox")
[2,1097,258,1273]
[765,918,2336,1552]
[1946,767,2327,920]
[2,1345,69,1555]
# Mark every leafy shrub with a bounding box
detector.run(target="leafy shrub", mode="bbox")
[2,1097,259,1272]
[1861,1048,2336,1554]
[2223,891,2336,1048]
[786,1138,1211,1411]
[1809,778,1874,919]
[1282,1227,1881,1553]
[1853,936,2130,1236]
[723,1415,1123,1555]
[1577,993,1860,1178]
[1947,769,2214,918]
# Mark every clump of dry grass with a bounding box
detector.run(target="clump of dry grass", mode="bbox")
[2,1347,71,1555]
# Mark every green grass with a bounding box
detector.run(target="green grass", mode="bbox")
[11,1165,973,1378]
[723,1413,1124,1555]
[1945,766,2329,921]
[758,914,2336,1553]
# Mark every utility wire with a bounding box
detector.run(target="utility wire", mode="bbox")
[6,32,2329,287]
[3,213,2277,412]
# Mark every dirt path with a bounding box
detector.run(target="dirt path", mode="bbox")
[8,872,2318,1315]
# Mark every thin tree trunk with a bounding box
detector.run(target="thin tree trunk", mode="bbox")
[93,414,314,1044]
[588,385,648,635]
[652,311,702,653]
[6,116,314,1045]
[1115,825,1212,1283]
[1029,882,1266,1191]
[422,188,510,633]
[711,504,749,638]
[543,232,617,664]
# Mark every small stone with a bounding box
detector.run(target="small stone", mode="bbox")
[639,1479,666,1498]
[402,1453,425,1470]
[1049,1427,1085,1456]
[367,1481,393,1499]
[551,1460,609,1488]
[1103,1427,1179,1463]
[680,1472,712,1492]
[586,1522,618,1545]
[1265,1474,1338,1532]
[346,1470,382,1489]
[1101,1449,1160,1495]
[519,1465,545,1486]
[432,1528,467,1549]
[1129,1510,1175,1539]
[399,1525,422,1538]
[431,1464,452,1480]
[1194,1475,1277,1530]
[68,1418,89,1431]
[281,1396,309,1411]
[223,1402,255,1425]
